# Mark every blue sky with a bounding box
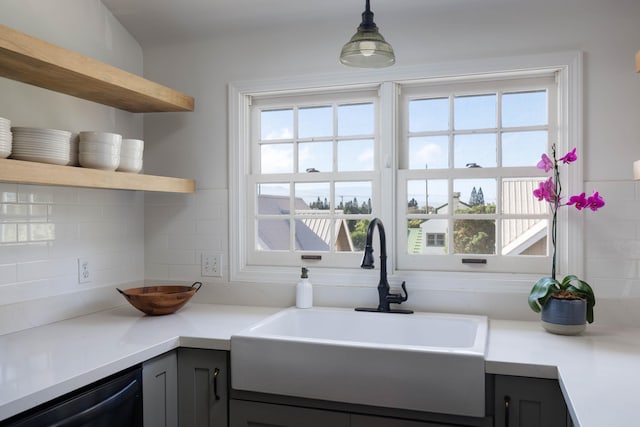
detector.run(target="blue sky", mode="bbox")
[258,89,548,210]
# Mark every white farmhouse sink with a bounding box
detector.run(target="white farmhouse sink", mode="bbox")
[231,307,488,417]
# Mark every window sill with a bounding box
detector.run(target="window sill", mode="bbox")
[231,264,540,293]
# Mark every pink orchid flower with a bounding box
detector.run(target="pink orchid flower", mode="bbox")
[559,148,577,164]
[586,191,605,211]
[536,153,554,172]
[567,192,588,210]
[533,177,556,203]
[567,190,605,211]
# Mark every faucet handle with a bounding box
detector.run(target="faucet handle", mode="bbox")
[386,281,409,304]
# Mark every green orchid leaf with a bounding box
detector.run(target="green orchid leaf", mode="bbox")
[528,277,560,313]
[563,276,596,324]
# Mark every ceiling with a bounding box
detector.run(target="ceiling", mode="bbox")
[100,0,474,48]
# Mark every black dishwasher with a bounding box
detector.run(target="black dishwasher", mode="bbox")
[1,366,143,427]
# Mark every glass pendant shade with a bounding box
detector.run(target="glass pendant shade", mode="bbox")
[340,0,395,68]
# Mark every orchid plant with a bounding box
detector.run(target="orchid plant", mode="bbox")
[527,145,604,323]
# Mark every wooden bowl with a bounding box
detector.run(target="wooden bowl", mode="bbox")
[117,282,202,316]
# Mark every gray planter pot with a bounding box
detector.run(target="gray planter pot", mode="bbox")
[541,297,587,335]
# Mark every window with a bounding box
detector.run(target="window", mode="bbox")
[426,233,446,247]
[397,76,557,273]
[230,52,581,284]
[246,89,379,268]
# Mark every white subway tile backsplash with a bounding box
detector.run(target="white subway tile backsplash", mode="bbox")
[0,184,144,329]
[195,220,223,235]
[0,224,17,244]
[145,189,227,282]
[195,233,224,251]
[168,264,201,280]
[0,263,17,285]
[586,180,634,202]
[47,204,102,223]
[581,179,640,309]
[167,233,196,250]
[18,185,78,204]
[586,258,640,280]
[195,189,227,220]
[77,188,124,205]
[17,258,75,282]
[0,183,18,203]
[145,262,169,279]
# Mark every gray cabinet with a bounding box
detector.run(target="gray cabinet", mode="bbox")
[230,399,488,427]
[494,375,568,427]
[230,399,349,427]
[142,350,178,427]
[351,414,456,427]
[178,348,228,427]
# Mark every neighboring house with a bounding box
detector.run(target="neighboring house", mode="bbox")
[500,178,547,256]
[257,195,354,252]
[416,192,467,255]
[411,181,547,255]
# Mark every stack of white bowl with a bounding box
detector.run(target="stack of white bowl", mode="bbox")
[78,131,122,171]
[69,133,80,166]
[11,127,72,165]
[0,117,10,159]
[117,138,143,173]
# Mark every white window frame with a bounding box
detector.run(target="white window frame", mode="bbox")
[229,51,582,290]
[247,88,381,268]
[396,74,558,274]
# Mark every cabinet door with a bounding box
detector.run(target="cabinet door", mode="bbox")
[494,375,568,427]
[230,399,350,427]
[351,414,455,427]
[178,348,228,427]
[142,350,178,427]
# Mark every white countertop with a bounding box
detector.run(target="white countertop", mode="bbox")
[0,304,638,426]
[486,319,640,427]
[0,303,280,421]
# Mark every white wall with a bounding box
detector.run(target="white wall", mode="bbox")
[141,0,640,324]
[0,0,638,331]
[0,0,145,334]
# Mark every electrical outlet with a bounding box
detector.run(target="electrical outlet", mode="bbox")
[78,257,91,284]
[201,252,222,277]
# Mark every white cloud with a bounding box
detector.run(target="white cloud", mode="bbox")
[261,144,292,173]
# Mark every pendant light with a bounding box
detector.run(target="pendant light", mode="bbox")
[340,0,395,68]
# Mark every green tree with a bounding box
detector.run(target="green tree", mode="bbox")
[350,219,370,250]
[476,188,485,206]
[453,203,496,254]
[468,186,486,206]
[469,187,478,205]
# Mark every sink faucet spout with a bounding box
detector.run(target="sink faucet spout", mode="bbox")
[356,218,413,314]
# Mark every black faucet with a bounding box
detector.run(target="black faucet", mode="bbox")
[355,218,413,314]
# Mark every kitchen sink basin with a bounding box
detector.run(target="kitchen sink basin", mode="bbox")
[231,307,488,417]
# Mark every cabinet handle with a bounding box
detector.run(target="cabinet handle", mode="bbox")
[504,395,511,427]
[213,368,221,401]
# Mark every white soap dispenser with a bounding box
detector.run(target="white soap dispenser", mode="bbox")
[296,267,313,309]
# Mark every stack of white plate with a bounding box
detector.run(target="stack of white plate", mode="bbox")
[0,117,11,159]
[78,131,122,171]
[69,133,80,166]
[117,138,143,173]
[11,127,72,165]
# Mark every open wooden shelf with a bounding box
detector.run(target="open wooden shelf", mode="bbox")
[0,24,194,112]
[0,158,195,193]
[0,25,197,193]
